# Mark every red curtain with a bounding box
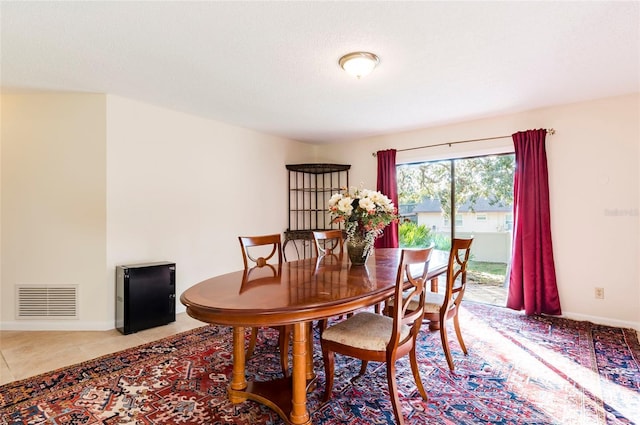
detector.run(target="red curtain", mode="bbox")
[507,129,562,315]
[375,149,399,248]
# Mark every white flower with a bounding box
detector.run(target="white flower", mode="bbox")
[358,197,376,212]
[328,193,343,207]
[360,189,374,198]
[337,197,354,215]
[327,187,398,257]
[366,190,382,203]
[380,197,395,212]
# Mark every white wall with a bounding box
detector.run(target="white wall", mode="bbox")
[3,92,638,330]
[317,94,640,330]
[0,93,314,330]
[105,96,312,324]
[1,93,107,328]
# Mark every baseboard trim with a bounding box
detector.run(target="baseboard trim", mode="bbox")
[561,310,640,332]
[0,306,188,331]
[0,320,114,331]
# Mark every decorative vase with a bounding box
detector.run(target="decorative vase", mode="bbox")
[346,234,371,265]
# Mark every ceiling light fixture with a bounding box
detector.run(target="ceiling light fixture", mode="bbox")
[339,52,380,79]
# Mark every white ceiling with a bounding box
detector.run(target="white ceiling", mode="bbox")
[1,1,638,144]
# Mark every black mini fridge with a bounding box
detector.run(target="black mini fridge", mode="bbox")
[116,261,176,334]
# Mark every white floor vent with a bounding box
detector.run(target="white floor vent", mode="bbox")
[16,285,78,319]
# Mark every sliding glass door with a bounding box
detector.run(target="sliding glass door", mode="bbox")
[397,154,514,306]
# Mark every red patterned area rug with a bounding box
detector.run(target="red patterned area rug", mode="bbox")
[1,302,639,425]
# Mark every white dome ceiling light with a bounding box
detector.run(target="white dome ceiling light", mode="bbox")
[339,52,380,79]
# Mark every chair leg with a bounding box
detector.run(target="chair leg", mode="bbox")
[439,319,455,371]
[452,312,468,355]
[318,319,328,336]
[409,347,428,401]
[386,358,405,425]
[358,360,368,376]
[428,317,440,331]
[322,346,335,402]
[278,325,291,377]
[246,327,259,358]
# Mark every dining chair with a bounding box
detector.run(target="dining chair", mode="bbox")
[312,230,344,256]
[238,234,291,376]
[388,238,473,371]
[424,238,473,371]
[321,247,433,425]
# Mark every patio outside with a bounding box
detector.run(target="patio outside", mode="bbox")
[428,250,509,306]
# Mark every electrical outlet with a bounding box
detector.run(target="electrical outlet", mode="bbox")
[595,287,604,299]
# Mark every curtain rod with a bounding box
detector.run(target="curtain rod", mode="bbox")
[371,128,555,157]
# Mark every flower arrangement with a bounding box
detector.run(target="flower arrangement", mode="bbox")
[327,187,399,262]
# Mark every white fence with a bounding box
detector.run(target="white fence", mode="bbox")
[441,231,512,263]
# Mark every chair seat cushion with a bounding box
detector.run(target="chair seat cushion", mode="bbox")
[322,312,410,351]
[391,291,445,313]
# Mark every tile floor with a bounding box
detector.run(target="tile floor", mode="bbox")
[0,281,507,387]
[0,313,204,385]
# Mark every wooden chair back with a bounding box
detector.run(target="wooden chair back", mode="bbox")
[388,247,433,348]
[238,234,283,269]
[312,230,344,256]
[442,238,473,314]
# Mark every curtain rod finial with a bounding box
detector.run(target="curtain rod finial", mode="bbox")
[547,128,556,135]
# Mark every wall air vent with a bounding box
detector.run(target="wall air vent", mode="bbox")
[16,285,78,319]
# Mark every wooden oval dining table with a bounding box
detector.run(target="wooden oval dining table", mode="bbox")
[180,248,448,425]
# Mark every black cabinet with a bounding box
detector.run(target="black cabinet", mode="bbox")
[116,261,176,334]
